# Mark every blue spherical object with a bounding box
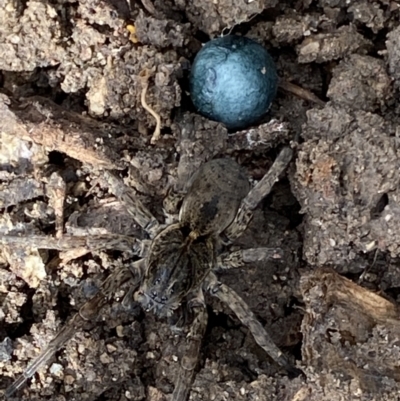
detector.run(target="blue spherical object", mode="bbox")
[190,35,278,130]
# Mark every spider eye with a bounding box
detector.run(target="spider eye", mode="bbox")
[161,296,167,303]
[154,278,161,285]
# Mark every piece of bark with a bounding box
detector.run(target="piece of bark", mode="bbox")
[0,94,148,169]
[301,268,400,394]
[0,177,44,207]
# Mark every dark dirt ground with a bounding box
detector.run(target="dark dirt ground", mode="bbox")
[1,0,400,400]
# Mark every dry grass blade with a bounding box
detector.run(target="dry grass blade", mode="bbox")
[139,68,162,144]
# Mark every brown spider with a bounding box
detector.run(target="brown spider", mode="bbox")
[3,145,302,400]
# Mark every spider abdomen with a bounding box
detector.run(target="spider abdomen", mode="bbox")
[179,158,250,236]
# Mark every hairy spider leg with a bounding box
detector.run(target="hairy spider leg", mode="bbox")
[223,147,293,243]
[5,260,144,398]
[172,295,208,401]
[1,234,142,253]
[204,272,303,378]
[104,171,160,237]
[216,247,284,271]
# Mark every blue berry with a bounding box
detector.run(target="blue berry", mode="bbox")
[190,35,278,130]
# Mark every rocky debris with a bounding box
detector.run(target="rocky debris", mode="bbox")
[327,54,392,112]
[291,108,400,271]
[297,25,371,63]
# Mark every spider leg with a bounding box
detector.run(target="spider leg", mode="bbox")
[5,260,145,398]
[172,292,208,401]
[216,247,284,271]
[204,272,303,378]
[104,171,160,237]
[223,147,293,243]
[1,234,144,254]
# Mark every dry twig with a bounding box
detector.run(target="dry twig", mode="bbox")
[279,80,326,107]
[139,68,162,144]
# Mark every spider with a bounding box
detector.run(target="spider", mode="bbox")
[3,144,302,400]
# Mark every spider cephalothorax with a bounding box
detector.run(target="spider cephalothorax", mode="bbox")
[139,224,214,317]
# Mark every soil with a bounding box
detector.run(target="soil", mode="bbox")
[1,1,400,401]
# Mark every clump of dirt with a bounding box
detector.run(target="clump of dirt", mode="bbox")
[1,0,400,401]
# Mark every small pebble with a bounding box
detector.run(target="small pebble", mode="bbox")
[49,363,64,378]
[0,337,13,362]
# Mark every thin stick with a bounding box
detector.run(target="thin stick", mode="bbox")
[279,80,326,107]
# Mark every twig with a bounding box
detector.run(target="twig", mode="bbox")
[46,172,66,239]
[141,0,157,14]
[139,68,161,144]
[0,95,123,169]
[279,80,326,107]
